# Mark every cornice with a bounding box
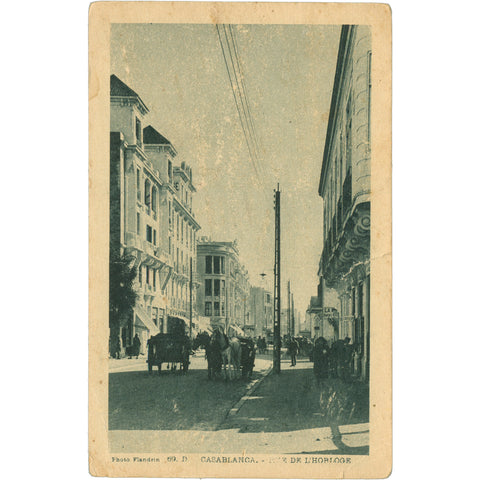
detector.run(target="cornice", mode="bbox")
[172,196,201,230]
[110,95,149,116]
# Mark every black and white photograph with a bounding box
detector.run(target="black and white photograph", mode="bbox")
[89,3,391,477]
[109,20,372,452]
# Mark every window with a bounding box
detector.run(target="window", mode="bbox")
[136,168,141,201]
[205,255,212,274]
[153,229,157,246]
[213,256,220,274]
[221,302,225,316]
[221,280,225,296]
[214,302,220,316]
[168,160,172,183]
[151,187,157,213]
[146,266,150,285]
[138,265,142,285]
[346,94,352,172]
[181,219,184,244]
[168,201,172,227]
[135,117,142,145]
[266,294,271,304]
[146,225,153,243]
[153,269,156,289]
[205,279,212,296]
[220,256,225,274]
[169,237,172,255]
[205,302,212,316]
[144,179,151,207]
[214,279,220,296]
[136,212,140,235]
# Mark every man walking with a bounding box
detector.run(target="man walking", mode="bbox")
[289,337,299,367]
[133,333,141,359]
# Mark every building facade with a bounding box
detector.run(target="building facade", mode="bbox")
[249,287,273,339]
[196,239,250,335]
[317,25,371,380]
[110,74,201,355]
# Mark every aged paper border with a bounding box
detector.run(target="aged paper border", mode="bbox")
[89,2,392,477]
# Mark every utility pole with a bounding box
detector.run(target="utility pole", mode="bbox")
[291,294,295,337]
[189,256,193,338]
[273,184,281,373]
[225,280,229,334]
[287,280,291,338]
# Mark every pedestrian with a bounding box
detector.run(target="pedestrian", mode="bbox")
[115,336,121,359]
[343,337,354,381]
[312,337,329,386]
[133,333,141,359]
[289,337,298,366]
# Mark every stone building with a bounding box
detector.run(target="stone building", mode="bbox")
[110,74,201,354]
[196,239,250,335]
[317,25,371,380]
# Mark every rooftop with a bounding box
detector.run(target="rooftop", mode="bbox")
[110,74,149,114]
[143,125,173,146]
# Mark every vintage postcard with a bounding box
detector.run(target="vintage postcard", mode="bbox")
[89,2,391,477]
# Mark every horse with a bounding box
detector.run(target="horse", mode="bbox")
[210,328,241,380]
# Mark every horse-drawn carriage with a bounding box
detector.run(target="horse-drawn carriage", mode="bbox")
[147,318,191,375]
[147,333,191,374]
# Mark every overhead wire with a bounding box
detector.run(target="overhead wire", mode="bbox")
[215,24,259,179]
[228,25,266,178]
[215,24,272,199]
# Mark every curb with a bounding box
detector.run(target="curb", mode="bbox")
[227,365,273,418]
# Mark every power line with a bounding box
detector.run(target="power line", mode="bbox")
[228,25,266,178]
[216,24,270,196]
[215,24,260,180]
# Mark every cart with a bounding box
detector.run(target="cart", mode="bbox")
[147,333,191,375]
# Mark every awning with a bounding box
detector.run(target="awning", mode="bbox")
[134,306,160,335]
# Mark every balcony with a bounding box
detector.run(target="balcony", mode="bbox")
[321,201,370,288]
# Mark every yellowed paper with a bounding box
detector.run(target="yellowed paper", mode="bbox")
[89,2,391,477]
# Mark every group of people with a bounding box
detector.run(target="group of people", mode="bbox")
[110,333,142,359]
[255,336,268,354]
[312,336,355,385]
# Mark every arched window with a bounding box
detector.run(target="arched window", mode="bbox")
[144,179,151,207]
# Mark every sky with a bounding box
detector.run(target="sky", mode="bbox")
[111,23,340,319]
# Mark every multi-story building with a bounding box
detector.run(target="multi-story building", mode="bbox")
[110,74,201,354]
[317,25,371,380]
[249,286,273,339]
[196,239,250,334]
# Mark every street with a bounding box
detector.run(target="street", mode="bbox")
[109,353,369,454]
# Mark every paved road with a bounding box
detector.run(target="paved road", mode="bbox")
[109,352,271,431]
[109,355,368,454]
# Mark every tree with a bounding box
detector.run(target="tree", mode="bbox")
[109,251,137,357]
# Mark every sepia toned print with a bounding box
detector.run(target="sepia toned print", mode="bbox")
[89,3,391,478]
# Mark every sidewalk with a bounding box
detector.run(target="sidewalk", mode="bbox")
[219,358,369,454]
